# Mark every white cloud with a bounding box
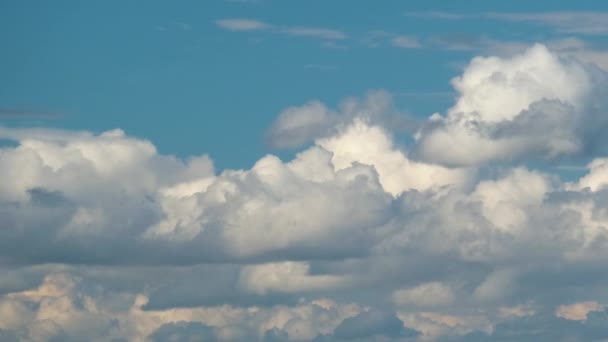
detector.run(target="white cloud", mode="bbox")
[215,18,269,31]
[485,11,608,35]
[238,262,349,295]
[215,18,346,41]
[406,11,608,35]
[0,273,365,341]
[556,301,604,321]
[392,282,455,308]
[266,100,334,149]
[573,158,608,191]
[416,43,608,166]
[449,44,589,122]
[5,43,608,341]
[317,119,471,196]
[280,27,346,40]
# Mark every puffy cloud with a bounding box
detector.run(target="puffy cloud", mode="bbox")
[266,90,410,149]
[5,43,608,341]
[317,119,471,196]
[449,309,608,341]
[0,272,366,341]
[149,322,217,342]
[574,158,608,191]
[238,262,350,295]
[321,310,419,341]
[392,282,455,308]
[556,301,604,321]
[416,44,608,166]
[266,100,334,149]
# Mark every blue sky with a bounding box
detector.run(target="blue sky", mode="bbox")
[6,2,608,341]
[3,0,608,169]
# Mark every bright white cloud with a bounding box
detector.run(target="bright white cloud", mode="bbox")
[416,43,608,166]
[5,43,608,341]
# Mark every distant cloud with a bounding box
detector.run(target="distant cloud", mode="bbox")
[361,30,421,49]
[8,42,608,341]
[215,18,346,41]
[391,35,421,48]
[215,18,269,31]
[406,11,608,35]
[485,11,608,35]
[404,11,467,20]
[360,30,393,48]
[280,27,346,40]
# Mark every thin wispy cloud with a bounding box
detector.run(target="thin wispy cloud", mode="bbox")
[360,30,394,48]
[361,30,421,49]
[404,11,467,20]
[485,11,608,35]
[280,27,346,40]
[391,35,421,48]
[405,11,608,35]
[215,18,270,31]
[215,18,347,41]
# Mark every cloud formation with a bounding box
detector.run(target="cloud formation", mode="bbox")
[215,18,347,41]
[215,19,269,31]
[406,11,608,36]
[416,44,608,166]
[3,43,608,341]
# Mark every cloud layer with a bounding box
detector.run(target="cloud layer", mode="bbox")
[3,44,608,341]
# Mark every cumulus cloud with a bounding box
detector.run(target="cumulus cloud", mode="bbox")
[392,282,455,308]
[5,43,608,340]
[556,301,605,321]
[416,44,608,166]
[238,262,350,295]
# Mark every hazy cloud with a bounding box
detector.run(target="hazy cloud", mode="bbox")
[215,18,270,31]
[281,27,347,40]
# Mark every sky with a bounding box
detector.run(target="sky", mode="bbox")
[3,0,608,341]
